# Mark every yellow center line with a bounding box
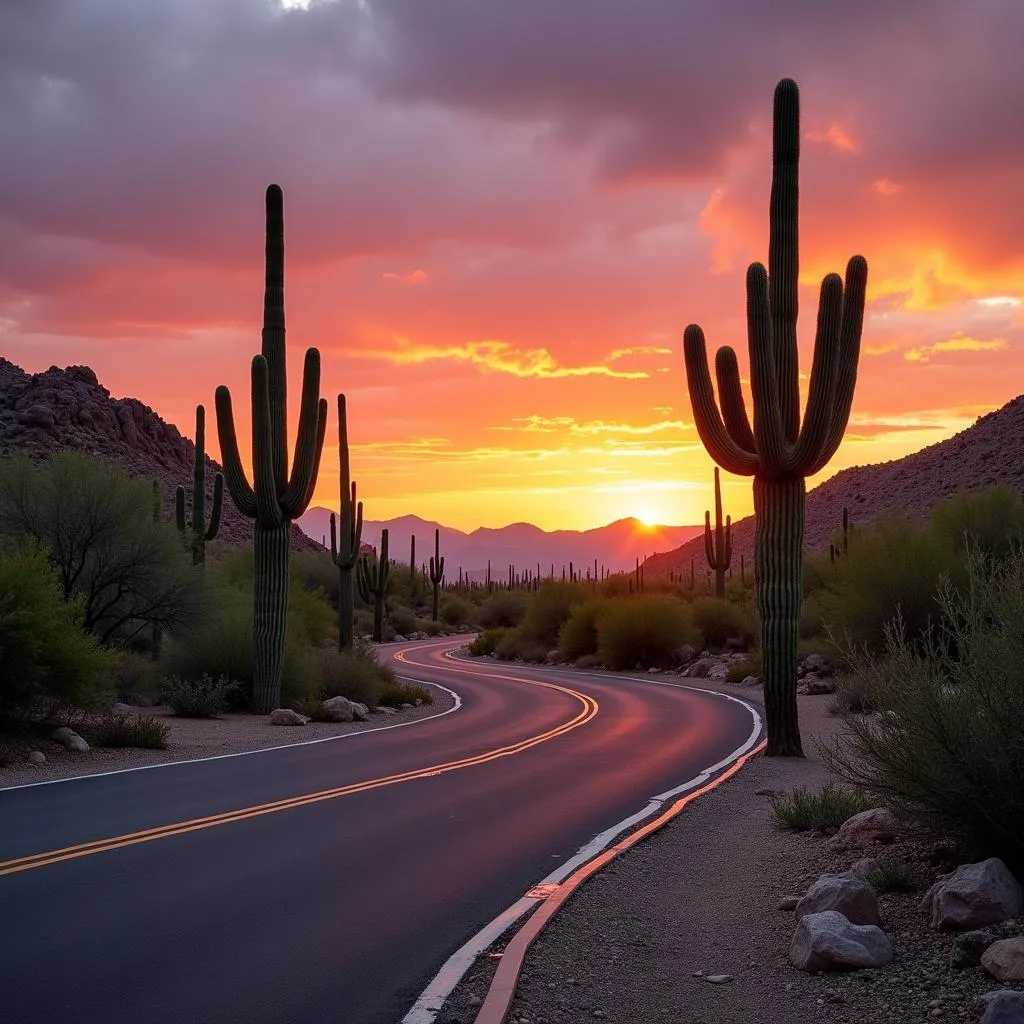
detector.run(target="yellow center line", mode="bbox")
[0,673,597,878]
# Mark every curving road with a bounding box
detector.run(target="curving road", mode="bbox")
[0,638,760,1024]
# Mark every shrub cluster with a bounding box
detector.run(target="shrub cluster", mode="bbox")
[161,674,239,718]
[93,711,170,749]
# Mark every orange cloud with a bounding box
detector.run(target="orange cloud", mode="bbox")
[805,122,860,153]
[904,332,1009,363]
[382,269,430,284]
[873,178,904,197]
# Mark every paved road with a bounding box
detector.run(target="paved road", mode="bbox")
[0,638,760,1024]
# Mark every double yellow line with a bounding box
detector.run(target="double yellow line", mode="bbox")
[0,678,597,879]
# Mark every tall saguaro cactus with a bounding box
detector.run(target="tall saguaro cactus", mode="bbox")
[429,527,445,621]
[329,394,363,650]
[215,184,329,714]
[357,529,390,642]
[703,466,732,598]
[175,404,224,566]
[682,79,868,756]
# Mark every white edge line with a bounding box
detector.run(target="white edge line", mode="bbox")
[401,675,763,1024]
[0,677,461,795]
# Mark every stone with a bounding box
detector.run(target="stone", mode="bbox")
[922,859,1023,931]
[27,750,46,765]
[831,808,901,848]
[377,706,397,715]
[319,696,354,723]
[704,974,734,984]
[847,858,879,880]
[350,701,369,722]
[982,937,1024,982]
[796,874,880,926]
[778,896,801,912]
[790,911,893,972]
[802,673,836,695]
[685,657,716,678]
[981,990,1024,1024]
[803,653,833,676]
[51,726,89,753]
[951,924,1019,969]
[269,708,307,726]
[400,702,414,709]
[741,675,762,687]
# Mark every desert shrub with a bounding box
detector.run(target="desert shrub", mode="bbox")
[770,782,874,835]
[0,739,11,766]
[113,651,162,704]
[439,593,476,627]
[291,549,339,607]
[575,653,603,670]
[519,581,589,648]
[690,597,757,651]
[596,595,700,670]
[287,641,394,708]
[0,542,117,718]
[378,681,433,707]
[478,590,529,629]
[725,654,762,684]
[161,674,238,717]
[93,711,169,749]
[493,632,548,662]
[354,608,374,636]
[468,628,513,656]
[388,603,418,636]
[414,617,444,636]
[821,549,1024,869]
[558,599,606,660]
[815,516,962,653]
[865,857,917,893]
[929,484,1024,559]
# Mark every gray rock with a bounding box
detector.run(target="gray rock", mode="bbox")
[951,924,1019,969]
[796,874,880,926]
[400,702,414,709]
[982,936,1024,982]
[831,808,901,848]
[778,896,801,912]
[685,657,716,678]
[376,706,397,715]
[350,701,369,722]
[110,702,138,714]
[704,974,734,983]
[51,726,89,753]
[741,675,762,687]
[922,858,1024,931]
[320,696,354,723]
[803,653,833,676]
[269,708,307,726]
[847,858,879,880]
[802,673,837,695]
[981,990,1024,1024]
[27,750,46,765]
[790,910,893,972]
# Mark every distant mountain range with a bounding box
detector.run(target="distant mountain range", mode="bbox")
[297,510,703,579]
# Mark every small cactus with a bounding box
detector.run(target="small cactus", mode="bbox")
[175,404,224,566]
[703,466,732,598]
[357,528,390,642]
[429,528,445,621]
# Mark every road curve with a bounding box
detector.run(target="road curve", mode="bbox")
[0,638,760,1024]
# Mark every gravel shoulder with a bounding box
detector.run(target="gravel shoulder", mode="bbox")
[439,673,1022,1024]
[0,681,456,789]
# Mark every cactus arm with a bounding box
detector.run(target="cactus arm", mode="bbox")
[175,486,187,533]
[329,511,338,561]
[353,497,364,554]
[281,351,326,517]
[724,515,732,564]
[251,356,283,527]
[714,347,756,452]
[213,384,258,519]
[261,183,288,493]
[789,273,844,473]
[807,255,869,474]
[769,78,802,444]
[703,511,716,566]
[683,327,759,476]
[747,263,790,474]
[356,556,371,603]
[205,472,224,541]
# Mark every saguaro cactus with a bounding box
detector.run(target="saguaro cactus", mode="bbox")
[175,404,224,566]
[682,79,868,757]
[329,395,363,650]
[357,529,390,642]
[704,466,732,598]
[429,527,445,621]
[215,184,329,714]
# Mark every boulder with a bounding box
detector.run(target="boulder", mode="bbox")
[27,750,46,766]
[796,874,880,926]
[51,726,90,753]
[830,808,901,849]
[802,673,837,695]
[350,701,369,722]
[803,653,833,676]
[922,859,1024,931]
[982,937,1024,982]
[741,675,762,687]
[684,657,716,678]
[319,697,354,723]
[269,708,307,726]
[847,858,879,880]
[789,911,893,972]
[981,990,1024,1024]
[951,923,1021,969]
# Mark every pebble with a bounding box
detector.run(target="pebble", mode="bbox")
[704,975,734,984]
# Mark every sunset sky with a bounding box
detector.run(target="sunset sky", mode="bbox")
[2,1,1023,531]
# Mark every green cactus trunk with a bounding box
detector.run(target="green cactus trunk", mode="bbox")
[373,586,385,644]
[338,564,355,649]
[754,475,805,757]
[252,521,292,714]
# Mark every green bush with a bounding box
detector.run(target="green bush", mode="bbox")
[161,674,238,717]
[287,641,394,708]
[93,711,169,749]
[865,857,917,893]
[468,628,513,656]
[691,597,756,651]
[478,590,529,629]
[769,782,874,835]
[725,654,762,684]
[596,595,700,670]
[290,549,339,607]
[494,632,548,662]
[822,549,1024,869]
[415,617,444,636]
[558,599,605,660]
[929,485,1024,559]
[0,542,117,718]
[439,593,476,627]
[113,651,162,704]
[388,603,418,636]
[378,681,433,707]
[519,581,589,648]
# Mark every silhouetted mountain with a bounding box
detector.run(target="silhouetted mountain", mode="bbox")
[644,394,1024,578]
[298,507,703,578]
[0,358,318,551]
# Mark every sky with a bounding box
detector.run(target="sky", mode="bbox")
[2,1,1023,532]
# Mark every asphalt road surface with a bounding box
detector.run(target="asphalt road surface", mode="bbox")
[0,638,760,1024]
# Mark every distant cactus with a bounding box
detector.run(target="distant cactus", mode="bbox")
[357,528,390,642]
[329,395,363,650]
[682,80,867,756]
[215,185,329,713]
[703,466,733,598]
[175,405,224,566]
[429,528,445,621]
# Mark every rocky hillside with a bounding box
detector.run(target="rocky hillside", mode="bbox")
[0,358,318,551]
[645,394,1024,577]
